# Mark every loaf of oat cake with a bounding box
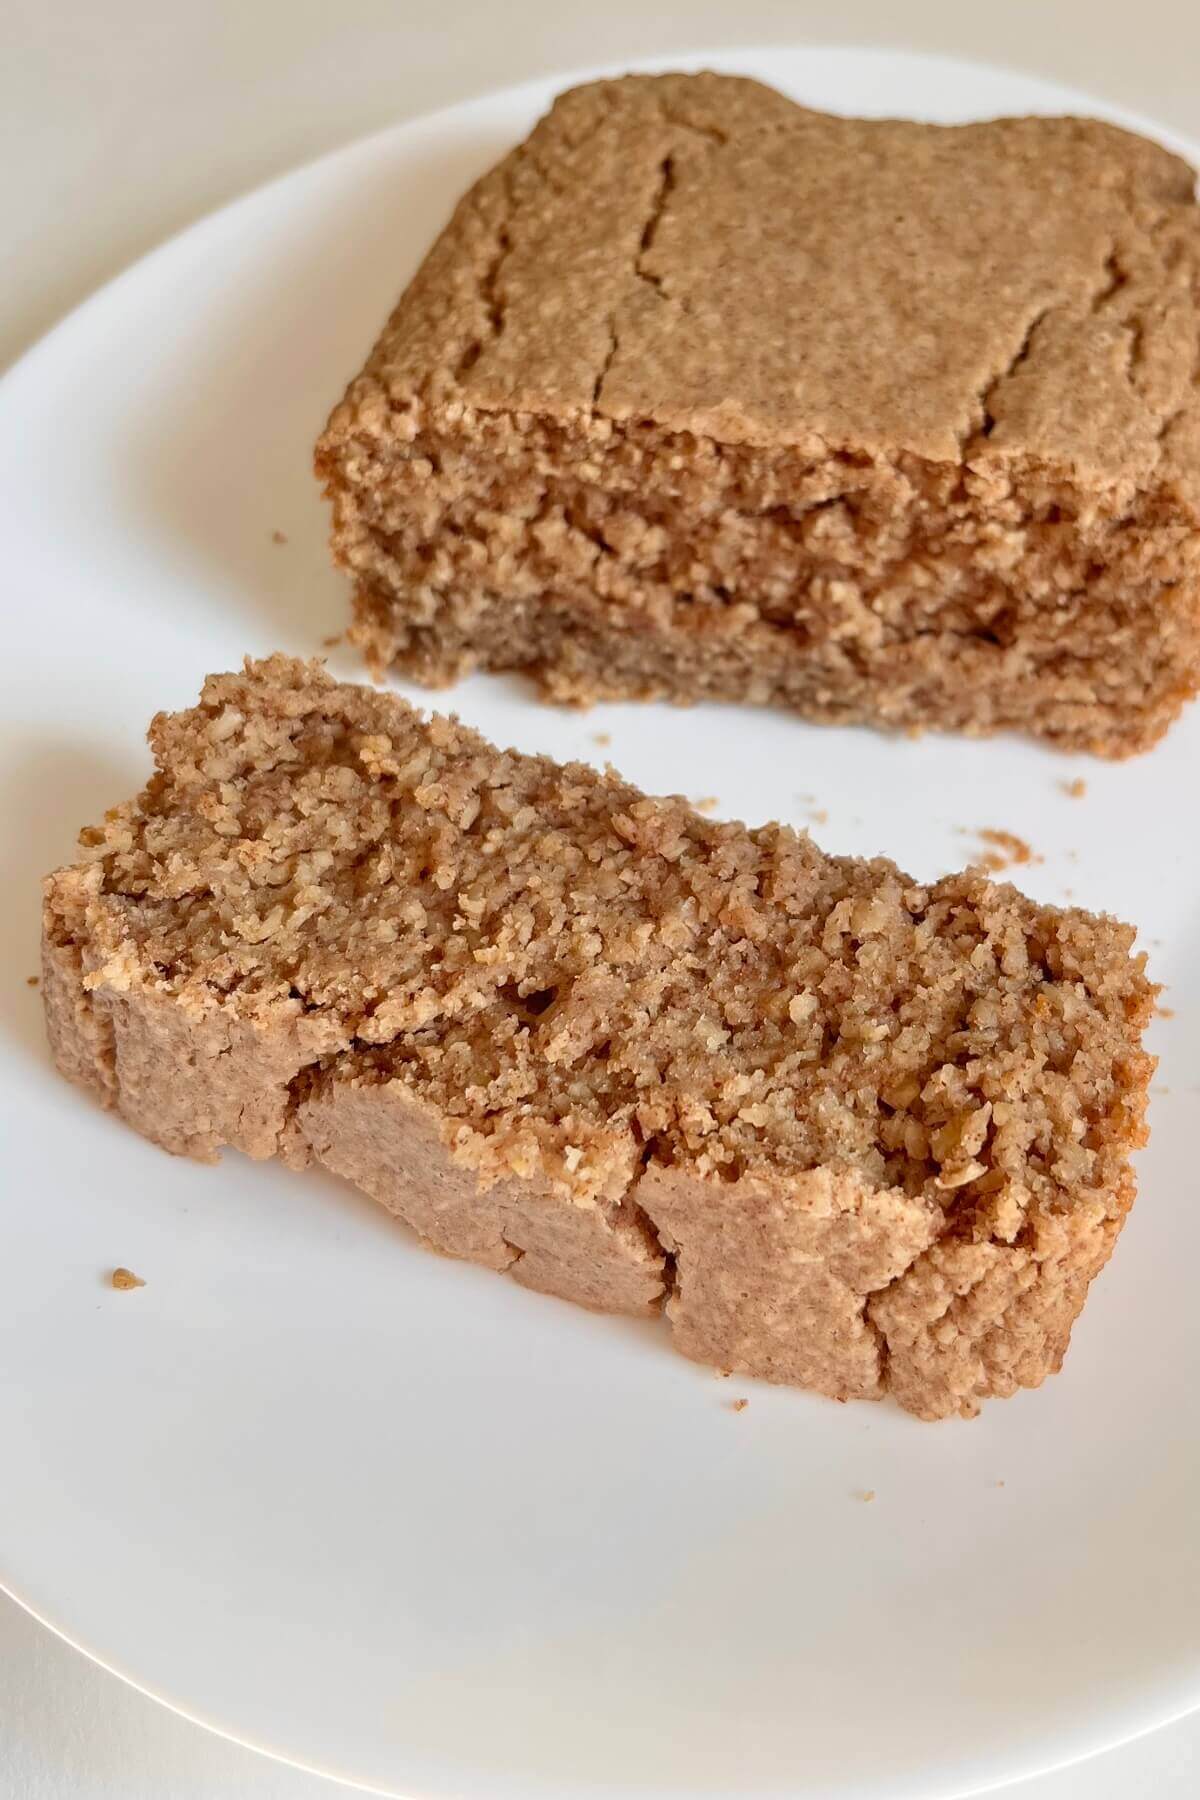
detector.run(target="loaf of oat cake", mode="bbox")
[42,657,1156,1417]
[316,71,1200,756]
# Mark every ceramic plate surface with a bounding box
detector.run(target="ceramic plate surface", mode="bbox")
[1,44,1197,1800]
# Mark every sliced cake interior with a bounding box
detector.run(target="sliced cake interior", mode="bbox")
[43,656,1156,1415]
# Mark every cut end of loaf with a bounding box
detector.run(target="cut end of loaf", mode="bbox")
[316,71,1200,754]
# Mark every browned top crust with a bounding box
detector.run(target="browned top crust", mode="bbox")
[45,657,1155,1238]
[341,72,1200,506]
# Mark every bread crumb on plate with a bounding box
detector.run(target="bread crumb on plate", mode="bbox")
[961,827,1041,871]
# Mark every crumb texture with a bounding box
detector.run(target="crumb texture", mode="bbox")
[43,658,1157,1417]
[318,72,1200,755]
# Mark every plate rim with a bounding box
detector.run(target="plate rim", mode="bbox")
[3,38,1199,1800]
[6,1572,1198,1800]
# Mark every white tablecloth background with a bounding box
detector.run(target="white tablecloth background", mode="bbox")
[3,1,1198,1792]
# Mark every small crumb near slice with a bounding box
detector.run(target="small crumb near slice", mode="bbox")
[1157,1004,1175,1019]
[694,796,719,814]
[321,633,343,650]
[26,974,39,987]
[110,1267,145,1291]
[978,828,1037,866]
[858,1489,876,1503]
[592,731,611,747]
[271,529,288,544]
[1061,778,1087,798]
[961,827,1041,872]
[808,807,829,825]
[729,1396,749,1412]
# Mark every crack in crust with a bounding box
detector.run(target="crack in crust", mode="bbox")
[635,153,676,295]
[975,305,1053,443]
[591,321,619,409]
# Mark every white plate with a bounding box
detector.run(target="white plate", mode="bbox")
[1,43,1198,1800]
